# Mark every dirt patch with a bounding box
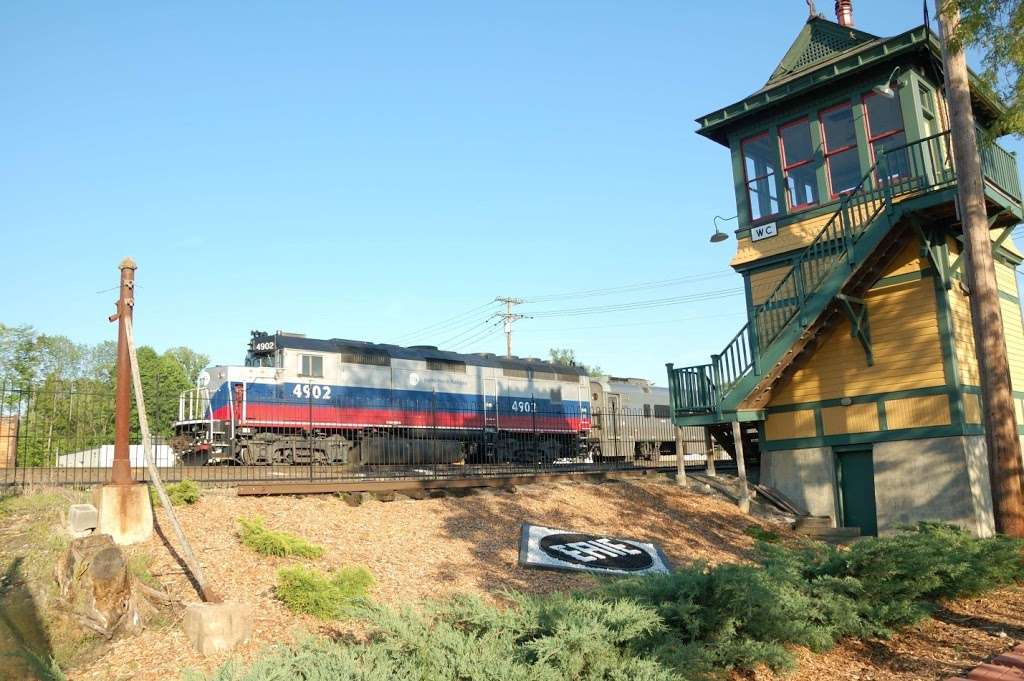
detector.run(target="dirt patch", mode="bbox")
[746,587,1024,681]
[69,476,772,680]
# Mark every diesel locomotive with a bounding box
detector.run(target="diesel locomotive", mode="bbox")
[171,330,696,466]
[172,331,592,466]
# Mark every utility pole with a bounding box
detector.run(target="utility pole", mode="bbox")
[937,2,1024,536]
[493,296,525,358]
[110,257,137,485]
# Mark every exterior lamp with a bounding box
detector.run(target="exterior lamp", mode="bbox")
[710,215,736,243]
[873,67,902,99]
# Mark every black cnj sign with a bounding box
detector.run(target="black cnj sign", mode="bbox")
[519,524,671,576]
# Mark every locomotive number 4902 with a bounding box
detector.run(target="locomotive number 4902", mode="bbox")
[291,384,332,400]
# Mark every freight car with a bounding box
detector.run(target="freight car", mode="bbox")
[172,331,592,466]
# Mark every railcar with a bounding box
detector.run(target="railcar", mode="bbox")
[588,376,675,460]
[172,331,591,466]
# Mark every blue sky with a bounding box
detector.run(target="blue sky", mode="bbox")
[3,1,1021,383]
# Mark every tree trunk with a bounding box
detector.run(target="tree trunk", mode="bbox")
[55,534,155,638]
[938,2,1024,536]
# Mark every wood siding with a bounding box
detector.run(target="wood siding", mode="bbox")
[764,409,817,440]
[748,265,792,307]
[769,276,945,406]
[884,395,951,429]
[821,403,878,435]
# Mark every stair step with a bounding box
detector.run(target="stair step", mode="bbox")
[793,515,832,529]
[796,526,862,538]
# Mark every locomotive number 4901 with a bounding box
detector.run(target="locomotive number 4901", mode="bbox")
[291,384,332,400]
[510,400,536,412]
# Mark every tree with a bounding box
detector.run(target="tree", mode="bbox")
[548,348,603,377]
[0,324,42,389]
[938,1,1024,536]
[165,346,210,385]
[946,0,1023,137]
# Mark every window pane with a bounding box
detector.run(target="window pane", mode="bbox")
[780,120,813,164]
[743,134,777,180]
[747,174,779,220]
[873,131,909,180]
[865,93,903,137]
[827,147,861,195]
[787,164,820,207]
[822,105,856,150]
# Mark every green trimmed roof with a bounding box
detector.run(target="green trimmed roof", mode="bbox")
[767,16,879,86]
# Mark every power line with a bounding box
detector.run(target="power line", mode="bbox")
[522,270,734,303]
[514,310,746,333]
[528,288,743,318]
[394,301,499,343]
[493,296,530,358]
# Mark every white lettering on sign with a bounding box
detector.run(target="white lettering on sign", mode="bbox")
[750,222,778,242]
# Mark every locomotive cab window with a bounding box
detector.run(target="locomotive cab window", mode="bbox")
[300,354,323,378]
[654,404,671,419]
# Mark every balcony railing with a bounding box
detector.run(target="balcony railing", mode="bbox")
[668,130,1022,416]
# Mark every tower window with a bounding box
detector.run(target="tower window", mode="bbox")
[741,132,780,221]
[779,118,819,210]
[819,103,862,198]
[863,92,909,182]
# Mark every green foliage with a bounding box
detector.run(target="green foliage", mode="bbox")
[275,566,374,619]
[201,523,1024,681]
[945,0,1024,137]
[743,524,781,543]
[237,517,324,558]
[149,479,201,507]
[1,323,209,466]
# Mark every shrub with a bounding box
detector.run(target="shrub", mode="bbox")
[276,566,374,619]
[238,517,324,558]
[743,524,781,543]
[149,480,201,507]
[199,524,1024,681]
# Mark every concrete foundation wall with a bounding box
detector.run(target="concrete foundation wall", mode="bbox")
[872,435,994,537]
[759,447,838,524]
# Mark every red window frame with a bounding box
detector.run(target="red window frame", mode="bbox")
[818,102,861,200]
[862,91,907,171]
[778,117,818,211]
[741,131,780,222]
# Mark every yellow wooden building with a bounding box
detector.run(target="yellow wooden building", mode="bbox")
[667,7,1023,536]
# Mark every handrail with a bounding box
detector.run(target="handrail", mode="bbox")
[669,129,1022,416]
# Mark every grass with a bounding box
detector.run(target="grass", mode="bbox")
[237,517,325,558]
[196,523,1024,681]
[149,479,200,507]
[743,524,781,543]
[275,566,374,619]
[0,488,95,679]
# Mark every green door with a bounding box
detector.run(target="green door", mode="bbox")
[837,448,878,536]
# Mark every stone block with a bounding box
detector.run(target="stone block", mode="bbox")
[68,504,98,535]
[92,483,153,545]
[182,602,253,655]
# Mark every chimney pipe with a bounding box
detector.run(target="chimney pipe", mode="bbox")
[835,0,853,27]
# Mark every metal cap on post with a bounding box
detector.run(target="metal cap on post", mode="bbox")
[111,258,137,485]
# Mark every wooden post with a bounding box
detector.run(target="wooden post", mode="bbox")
[938,2,1024,536]
[674,427,687,487]
[704,427,717,477]
[732,420,750,513]
[125,317,219,602]
[110,258,136,485]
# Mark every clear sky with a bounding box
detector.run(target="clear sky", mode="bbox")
[3,1,1021,383]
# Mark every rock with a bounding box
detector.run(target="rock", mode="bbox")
[68,504,98,536]
[56,534,155,639]
[182,602,253,655]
